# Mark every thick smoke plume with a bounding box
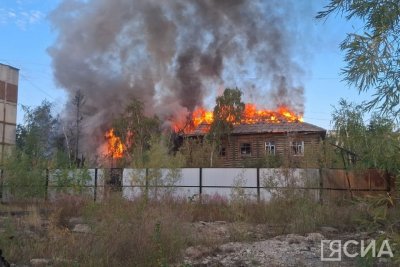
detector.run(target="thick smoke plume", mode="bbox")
[48,0,310,156]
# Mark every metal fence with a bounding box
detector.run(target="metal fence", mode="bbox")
[0,168,394,202]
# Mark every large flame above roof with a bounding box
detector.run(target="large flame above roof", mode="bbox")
[173,103,303,133]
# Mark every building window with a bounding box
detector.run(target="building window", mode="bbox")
[219,147,226,157]
[291,141,304,156]
[240,143,251,156]
[265,141,276,155]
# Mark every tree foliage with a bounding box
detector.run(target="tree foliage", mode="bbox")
[209,88,245,138]
[331,99,366,157]
[330,98,400,173]
[113,98,161,166]
[16,100,59,163]
[179,138,214,167]
[317,0,400,116]
[5,100,73,198]
[206,88,245,167]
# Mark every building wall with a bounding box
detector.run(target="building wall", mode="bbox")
[0,64,19,163]
[216,132,324,168]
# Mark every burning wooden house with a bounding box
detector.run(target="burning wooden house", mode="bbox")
[181,104,326,168]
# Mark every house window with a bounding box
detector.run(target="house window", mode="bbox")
[240,143,251,156]
[265,141,276,155]
[219,147,226,157]
[291,141,304,156]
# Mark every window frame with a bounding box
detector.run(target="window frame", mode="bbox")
[291,141,304,156]
[265,141,276,155]
[240,143,252,156]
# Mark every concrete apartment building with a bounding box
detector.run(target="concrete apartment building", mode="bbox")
[0,63,19,163]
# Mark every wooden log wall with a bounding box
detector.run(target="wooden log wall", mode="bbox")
[215,132,324,168]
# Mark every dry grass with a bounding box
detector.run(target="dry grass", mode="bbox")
[0,192,381,266]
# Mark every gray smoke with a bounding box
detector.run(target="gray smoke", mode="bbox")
[48,0,311,155]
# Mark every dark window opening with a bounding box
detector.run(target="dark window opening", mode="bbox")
[240,143,251,156]
[219,147,226,157]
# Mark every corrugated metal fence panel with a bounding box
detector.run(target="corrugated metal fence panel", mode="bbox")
[259,168,320,201]
[122,168,201,200]
[122,169,146,200]
[47,169,106,200]
[0,168,392,202]
[202,168,257,199]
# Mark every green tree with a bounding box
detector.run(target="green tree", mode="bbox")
[113,98,161,166]
[364,114,400,172]
[16,100,59,163]
[210,88,245,136]
[330,98,399,171]
[317,0,400,116]
[5,100,68,198]
[331,99,367,161]
[208,88,245,166]
[179,138,214,167]
[127,134,186,200]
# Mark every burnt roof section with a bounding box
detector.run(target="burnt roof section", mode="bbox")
[186,123,210,136]
[232,121,326,135]
[186,121,326,136]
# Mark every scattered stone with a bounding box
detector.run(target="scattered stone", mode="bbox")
[183,232,361,267]
[72,224,90,233]
[30,258,51,266]
[68,217,84,226]
[306,232,325,243]
[218,242,239,253]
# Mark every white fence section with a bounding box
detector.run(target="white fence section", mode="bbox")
[202,168,257,198]
[47,169,106,201]
[0,168,321,202]
[121,168,321,201]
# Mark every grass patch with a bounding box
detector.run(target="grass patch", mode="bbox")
[0,193,393,266]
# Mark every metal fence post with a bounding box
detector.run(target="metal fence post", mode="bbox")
[257,168,260,202]
[0,169,3,201]
[319,168,323,205]
[94,168,98,202]
[45,169,49,201]
[199,168,203,196]
[145,168,149,199]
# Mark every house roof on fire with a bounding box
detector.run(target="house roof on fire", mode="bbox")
[186,121,326,136]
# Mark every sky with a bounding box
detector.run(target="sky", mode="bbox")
[0,0,373,130]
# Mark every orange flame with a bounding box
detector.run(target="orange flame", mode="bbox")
[242,104,303,124]
[173,103,303,133]
[105,128,124,159]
